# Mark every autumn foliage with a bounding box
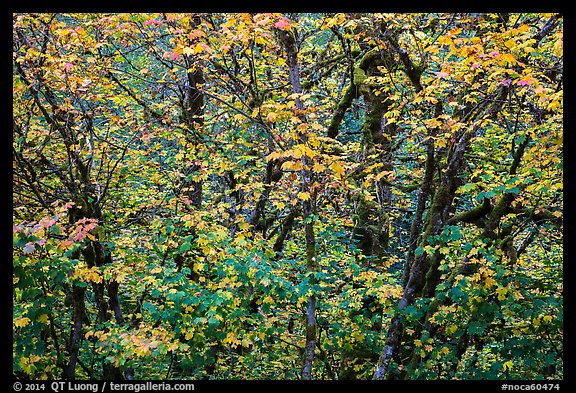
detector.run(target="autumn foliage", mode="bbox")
[13,13,562,380]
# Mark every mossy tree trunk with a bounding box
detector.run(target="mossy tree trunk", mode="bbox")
[352,48,399,261]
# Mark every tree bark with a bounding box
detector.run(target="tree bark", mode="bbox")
[374,125,479,379]
[277,24,320,380]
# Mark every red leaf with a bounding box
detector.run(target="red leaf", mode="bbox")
[275,18,291,30]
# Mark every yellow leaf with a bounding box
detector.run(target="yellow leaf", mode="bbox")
[518,24,530,33]
[310,123,323,132]
[312,162,326,172]
[293,145,304,159]
[414,339,422,347]
[374,170,393,183]
[291,160,304,171]
[437,35,453,46]
[86,270,102,284]
[222,17,236,29]
[546,99,561,112]
[182,46,194,56]
[14,317,30,328]
[503,360,514,372]
[330,161,345,179]
[266,151,282,162]
[499,53,516,66]
[309,135,322,148]
[484,276,497,289]
[303,145,317,158]
[496,286,508,301]
[185,329,194,340]
[19,358,32,374]
[297,191,311,201]
[37,314,49,324]
[193,43,206,54]
[504,39,517,49]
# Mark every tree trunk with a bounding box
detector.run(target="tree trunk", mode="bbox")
[374,125,478,379]
[277,24,320,380]
[181,16,205,210]
[63,284,87,380]
[352,48,399,261]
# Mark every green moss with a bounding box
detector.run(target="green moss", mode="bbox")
[449,197,491,224]
[353,65,367,87]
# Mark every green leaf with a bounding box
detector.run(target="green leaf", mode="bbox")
[180,242,191,253]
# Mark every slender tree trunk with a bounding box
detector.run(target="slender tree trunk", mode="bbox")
[63,284,87,380]
[181,16,205,210]
[403,139,435,287]
[277,24,320,380]
[182,62,204,210]
[374,126,478,379]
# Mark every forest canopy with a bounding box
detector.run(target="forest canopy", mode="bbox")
[13,13,563,380]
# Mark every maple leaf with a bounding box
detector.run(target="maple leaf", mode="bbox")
[275,18,292,30]
[516,79,531,86]
[484,276,497,288]
[312,162,326,172]
[143,19,161,26]
[503,360,514,372]
[297,191,311,201]
[14,317,30,328]
[496,286,508,301]
[330,161,345,179]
